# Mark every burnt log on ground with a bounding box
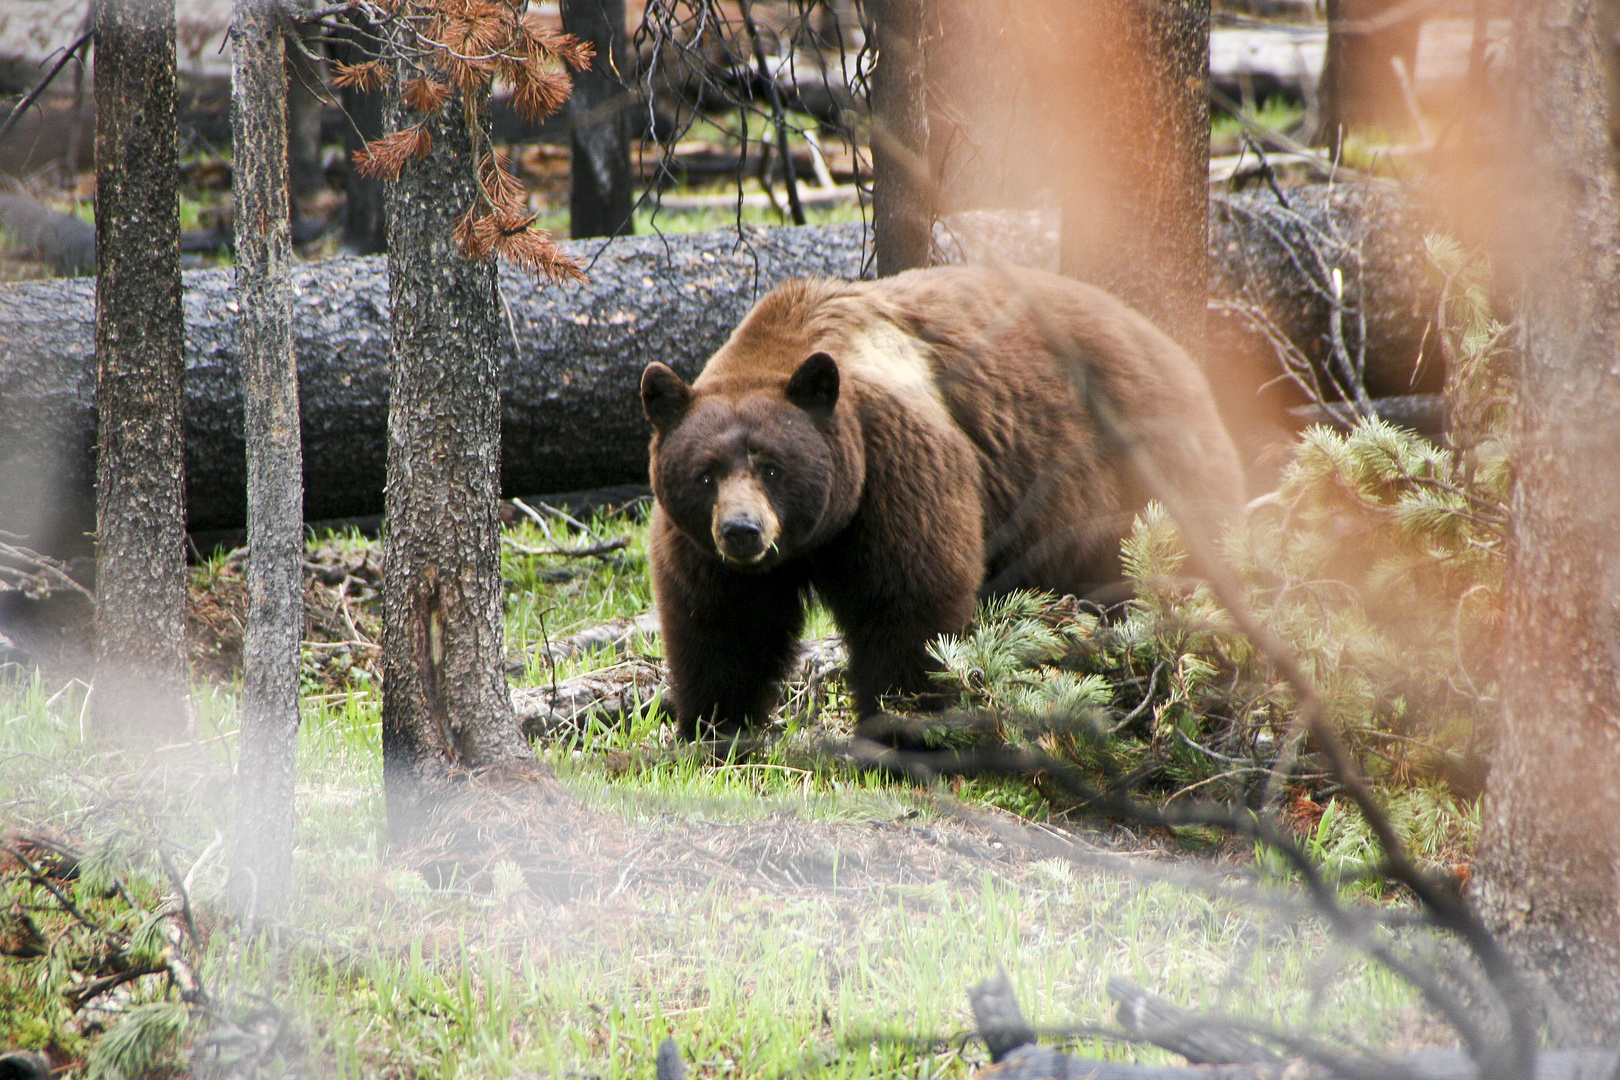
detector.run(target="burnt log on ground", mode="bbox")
[0,224,869,555]
[0,185,1437,555]
[968,971,1619,1080]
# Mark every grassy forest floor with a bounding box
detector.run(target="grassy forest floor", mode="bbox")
[0,472,1482,1080]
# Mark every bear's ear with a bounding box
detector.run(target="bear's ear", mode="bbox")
[642,362,693,432]
[785,352,840,418]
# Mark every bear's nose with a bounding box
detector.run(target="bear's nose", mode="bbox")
[721,519,763,551]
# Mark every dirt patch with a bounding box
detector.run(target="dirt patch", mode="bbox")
[188,540,384,691]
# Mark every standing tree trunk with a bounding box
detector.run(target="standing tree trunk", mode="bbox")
[868,0,932,276]
[227,0,305,920]
[90,0,190,742]
[1315,0,1423,153]
[1051,0,1211,353]
[1471,0,1620,1043]
[380,78,536,846]
[562,0,634,238]
[328,12,389,255]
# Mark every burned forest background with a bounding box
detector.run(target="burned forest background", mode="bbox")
[5,0,1620,1078]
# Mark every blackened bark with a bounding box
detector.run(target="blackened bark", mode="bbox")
[1316,0,1423,152]
[227,0,304,919]
[868,0,932,276]
[1054,0,1212,353]
[328,12,388,254]
[561,0,634,238]
[380,79,534,845]
[90,0,190,741]
[1472,0,1620,1042]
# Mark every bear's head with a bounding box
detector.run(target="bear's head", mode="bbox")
[642,352,861,570]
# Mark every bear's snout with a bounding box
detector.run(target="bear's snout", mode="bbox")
[710,473,780,565]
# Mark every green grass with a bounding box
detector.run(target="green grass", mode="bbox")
[0,508,1453,1079]
[1211,98,1305,156]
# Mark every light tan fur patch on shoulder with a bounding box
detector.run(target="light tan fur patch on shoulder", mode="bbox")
[812,297,952,431]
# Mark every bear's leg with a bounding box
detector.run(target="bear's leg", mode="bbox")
[813,516,980,719]
[652,521,808,739]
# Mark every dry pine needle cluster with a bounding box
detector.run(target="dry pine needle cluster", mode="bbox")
[337,0,591,282]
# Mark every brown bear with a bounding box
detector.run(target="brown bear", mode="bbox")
[641,264,1245,738]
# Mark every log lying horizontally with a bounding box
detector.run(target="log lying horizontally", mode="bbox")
[0,185,1436,553]
[0,224,869,551]
[970,970,1618,1080]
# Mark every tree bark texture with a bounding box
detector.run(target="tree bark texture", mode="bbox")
[89,0,191,742]
[0,188,1443,548]
[379,80,533,845]
[868,0,932,276]
[1472,0,1620,1042]
[927,0,1211,352]
[227,0,304,919]
[562,0,635,239]
[1057,0,1211,353]
[1315,0,1423,151]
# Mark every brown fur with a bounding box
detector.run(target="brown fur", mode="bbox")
[643,264,1245,737]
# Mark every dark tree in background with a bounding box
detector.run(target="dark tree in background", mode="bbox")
[867,0,932,276]
[90,0,190,742]
[562,0,634,238]
[227,0,305,919]
[924,0,1210,352]
[328,12,389,255]
[1472,0,1620,1041]
[1051,0,1211,353]
[1315,0,1423,152]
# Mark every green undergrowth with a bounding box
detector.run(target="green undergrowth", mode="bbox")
[0,661,1435,1080]
[0,240,1508,1078]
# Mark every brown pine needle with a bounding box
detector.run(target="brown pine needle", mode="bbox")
[402,77,452,115]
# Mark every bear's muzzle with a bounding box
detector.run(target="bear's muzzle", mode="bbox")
[711,474,780,565]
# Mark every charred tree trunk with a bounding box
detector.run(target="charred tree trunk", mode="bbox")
[868,0,932,275]
[89,0,190,741]
[285,24,328,202]
[1316,0,1423,152]
[561,0,634,238]
[227,0,304,920]
[328,12,388,254]
[380,79,535,845]
[1472,0,1620,1042]
[1050,0,1211,353]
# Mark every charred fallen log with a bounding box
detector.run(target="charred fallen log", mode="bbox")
[968,969,1618,1080]
[0,186,1437,554]
[0,224,870,554]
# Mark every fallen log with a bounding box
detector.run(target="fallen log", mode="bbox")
[972,971,1619,1080]
[0,185,1437,554]
[0,223,869,553]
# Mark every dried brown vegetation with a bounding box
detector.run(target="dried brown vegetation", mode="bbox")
[347,0,591,281]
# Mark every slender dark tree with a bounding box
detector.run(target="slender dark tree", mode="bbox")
[227,0,305,919]
[328,11,389,254]
[91,0,190,742]
[1315,0,1423,152]
[1472,0,1620,1041]
[344,0,588,843]
[561,0,634,238]
[868,0,932,276]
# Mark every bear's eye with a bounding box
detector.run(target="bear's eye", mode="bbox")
[759,463,782,483]
[697,468,714,487]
